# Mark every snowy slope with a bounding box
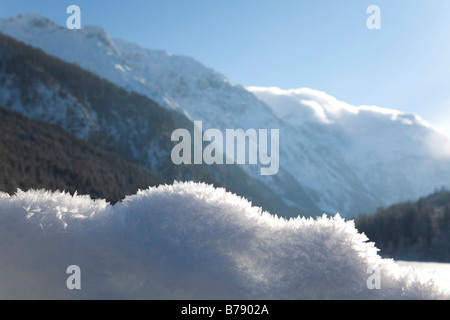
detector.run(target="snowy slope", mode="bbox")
[2,12,450,217]
[397,261,450,290]
[0,182,448,299]
[248,87,450,213]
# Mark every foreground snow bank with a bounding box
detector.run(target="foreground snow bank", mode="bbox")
[0,182,447,299]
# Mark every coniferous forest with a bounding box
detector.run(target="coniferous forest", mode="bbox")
[355,188,450,262]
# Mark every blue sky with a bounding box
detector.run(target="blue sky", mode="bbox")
[1,0,450,135]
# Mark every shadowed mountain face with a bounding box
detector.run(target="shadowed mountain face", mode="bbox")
[0,32,297,216]
[0,106,166,203]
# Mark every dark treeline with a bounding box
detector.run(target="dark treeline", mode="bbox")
[355,188,450,262]
[0,106,167,203]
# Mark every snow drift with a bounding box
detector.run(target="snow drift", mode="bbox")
[0,182,447,299]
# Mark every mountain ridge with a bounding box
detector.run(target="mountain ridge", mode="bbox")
[0,30,298,216]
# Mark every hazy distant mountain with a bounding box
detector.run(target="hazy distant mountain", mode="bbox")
[2,12,450,217]
[248,87,450,216]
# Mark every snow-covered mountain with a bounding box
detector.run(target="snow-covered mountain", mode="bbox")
[0,31,292,216]
[248,87,450,214]
[2,12,450,217]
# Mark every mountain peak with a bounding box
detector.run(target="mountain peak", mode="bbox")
[2,11,60,31]
[9,11,48,21]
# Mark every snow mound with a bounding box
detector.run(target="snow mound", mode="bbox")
[0,183,447,299]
